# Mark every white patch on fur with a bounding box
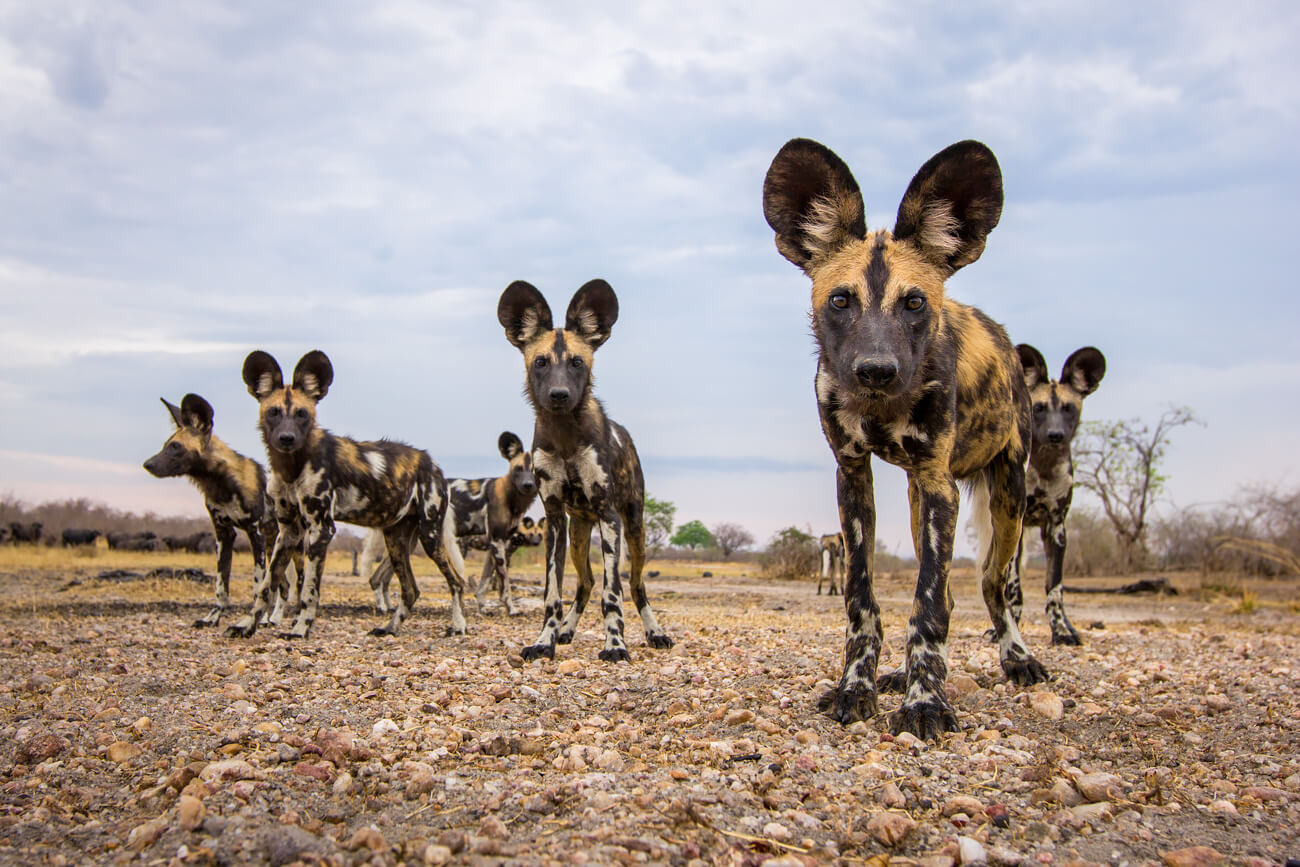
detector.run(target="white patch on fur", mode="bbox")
[815,364,835,405]
[611,427,622,447]
[257,372,276,397]
[889,420,930,445]
[364,451,386,478]
[918,199,962,258]
[572,445,608,495]
[572,308,599,337]
[800,194,852,259]
[299,373,319,396]
[968,476,993,575]
[334,485,368,518]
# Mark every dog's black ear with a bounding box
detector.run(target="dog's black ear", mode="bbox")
[292,350,333,401]
[565,279,619,350]
[498,281,554,349]
[763,138,866,274]
[1061,347,1106,396]
[1017,344,1049,389]
[242,351,284,399]
[498,431,524,460]
[180,394,215,435]
[161,397,185,428]
[894,140,1003,276]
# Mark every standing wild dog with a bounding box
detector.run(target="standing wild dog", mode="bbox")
[143,394,283,628]
[365,431,539,616]
[763,138,1047,739]
[1005,345,1106,646]
[497,279,673,661]
[470,515,547,598]
[228,350,469,639]
[818,532,845,595]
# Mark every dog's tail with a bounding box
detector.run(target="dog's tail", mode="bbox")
[821,545,832,577]
[441,502,467,586]
[968,475,994,579]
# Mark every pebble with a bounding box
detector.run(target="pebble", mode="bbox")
[725,709,755,725]
[1028,691,1064,720]
[107,741,142,763]
[371,718,399,739]
[1241,785,1287,802]
[15,733,69,764]
[1160,846,1226,867]
[866,812,916,847]
[762,821,791,841]
[558,659,582,674]
[423,844,453,865]
[177,794,205,831]
[876,782,907,808]
[957,836,986,864]
[346,826,387,852]
[200,759,257,783]
[947,674,980,699]
[126,819,165,850]
[943,795,985,818]
[332,771,353,795]
[480,815,509,839]
[1204,695,1230,712]
[1207,799,1237,814]
[1072,772,1124,802]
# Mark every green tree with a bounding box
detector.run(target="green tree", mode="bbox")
[670,519,715,550]
[1073,405,1201,573]
[643,495,676,556]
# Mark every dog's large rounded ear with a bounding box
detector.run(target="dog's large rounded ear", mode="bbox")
[565,279,619,349]
[1061,347,1106,396]
[498,431,524,460]
[161,397,185,428]
[180,394,215,435]
[242,351,284,399]
[1016,344,1050,389]
[894,140,1003,276]
[498,281,554,349]
[763,138,866,274]
[292,350,333,401]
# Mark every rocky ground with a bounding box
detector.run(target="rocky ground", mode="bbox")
[1,549,1298,866]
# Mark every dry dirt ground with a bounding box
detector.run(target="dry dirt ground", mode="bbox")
[1,546,1298,867]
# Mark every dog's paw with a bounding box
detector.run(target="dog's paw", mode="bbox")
[818,685,878,724]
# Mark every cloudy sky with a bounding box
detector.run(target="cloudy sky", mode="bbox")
[1,0,1297,555]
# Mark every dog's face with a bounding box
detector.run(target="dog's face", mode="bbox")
[763,139,1003,404]
[516,515,546,546]
[242,350,333,454]
[497,280,618,415]
[1018,345,1105,448]
[498,431,537,497]
[144,394,215,478]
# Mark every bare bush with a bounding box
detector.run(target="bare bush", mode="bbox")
[761,526,819,581]
[711,522,755,559]
[1061,506,1125,577]
[1155,484,1300,577]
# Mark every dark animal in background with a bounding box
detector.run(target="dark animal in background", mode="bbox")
[231,350,468,639]
[0,527,9,544]
[106,530,162,551]
[764,137,1046,739]
[818,532,845,595]
[144,394,285,628]
[1005,345,1106,646]
[62,528,103,547]
[498,279,673,661]
[8,521,43,544]
[464,515,547,606]
[163,531,218,554]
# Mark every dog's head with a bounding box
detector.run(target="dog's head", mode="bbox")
[497,280,618,415]
[515,515,546,547]
[144,394,215,478]
[764,139,1003,404]
[242,350,333,455]
[498,431,537,498]
[1018,345,1105,448]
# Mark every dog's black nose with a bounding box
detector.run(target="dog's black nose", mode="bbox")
[548,388,570,405]
[1047,430,1066,444]
[855,358,898,388]
[277,433,296,449]
[520,479,537,493]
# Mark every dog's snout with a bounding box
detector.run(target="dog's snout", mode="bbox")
[1047,430,1066,445]
[548,388,570,405]
[854,357,898,388]
[520,478,537,493]
[277,433,297,449]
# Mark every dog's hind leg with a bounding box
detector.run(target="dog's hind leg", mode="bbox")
[196,520,235,627]
[623,501,671,648]
[372,522,418,636]
[419,502,468,637]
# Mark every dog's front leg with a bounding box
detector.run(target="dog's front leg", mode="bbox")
[284,497,334,639]
[890,466,960,740]
[595,511,629,662]
[490,538,519,616]
[522,499,567,661]
[1042,520,1080,645]
[227,518,298,638]
[819,458,884,724]
[196,521,235,628]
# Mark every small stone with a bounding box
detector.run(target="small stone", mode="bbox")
[479,815,509,839]
[15,733,70,764]
[200,759,257,783]
[1049,778,1083,806]
[1028,691,1064,720]
[948,674,980,699]
[957,835,986,864]
[1241,785,1287,802]
[1073,772,1124,802]
[130,716,152,735]
[558,659,582,674]
[1207,799,1237,814]
[943,795,985,818]
[794,729,819,746]
[1204,695,1230,712]
[762,821,791,841]
[293,761,332,781]
[108,741,142,763]
[126,819,166,850]
[423,844,453,865]
[876,782,907,808]
[332,771,353,795]
[371,718,399,739]
[669,768,690,781]
[177,794,205,831]
[726,709,755,725]
[866,812,916,847]
[346,826,386,852]
[1160,846,1226,867]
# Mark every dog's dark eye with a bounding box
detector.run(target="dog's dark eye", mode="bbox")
[294,408,309,420]
[829,292,850,310]
[1033,403,1048,414]
[569,357,584,369]
[534,357,549,369]
[1063,405,1076,415]
[904,295,926,312]
[267,407,282,419]
[168,442,183,453]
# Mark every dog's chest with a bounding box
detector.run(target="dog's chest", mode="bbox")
[828,404,928,468]
[534,446,608,505]
[1025,458,1073,526]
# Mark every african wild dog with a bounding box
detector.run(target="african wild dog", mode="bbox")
[818,532,845,596]
[498,279,673,661]
[1004,345,1106,646]
[763,137,1047,739]
[229,350,469,639]
[144,394,284,628]
[62,528,103,547]
[471,515,546,600]
[365,431,539,616]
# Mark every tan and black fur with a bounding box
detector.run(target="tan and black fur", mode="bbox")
[366,431,539,616]
[227,350,469,639]
[764,138,1047,739]
[498,279,673,661]
[143,394,292,628]
[818,532,845,595]
[1005,344,1106,646]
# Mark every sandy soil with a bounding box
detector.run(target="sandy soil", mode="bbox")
[0,548,1297,866]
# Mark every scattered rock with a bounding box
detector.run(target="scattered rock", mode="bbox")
[15,732,69,764]
[957,835,986,864]
[346,826,387,853]
[1073,772,1124,802]
[177,794,205,831]
[1028,691,1064,720]
[865,812,916,847]
[199,759,257,783]
[1160,846,1226,867]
